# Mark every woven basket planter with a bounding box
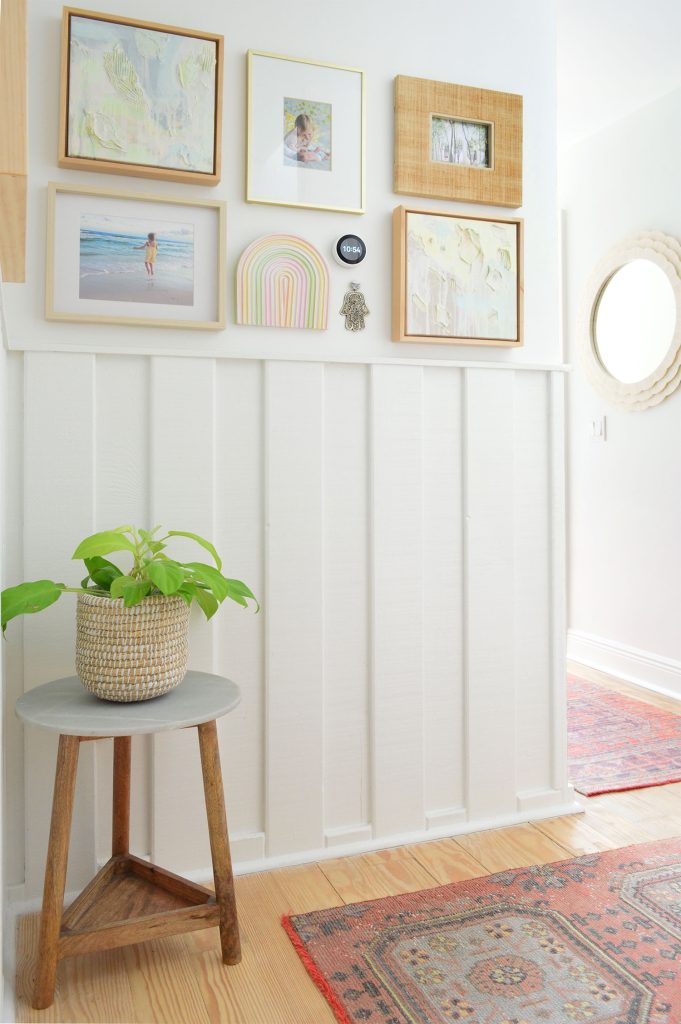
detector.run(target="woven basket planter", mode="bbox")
[76,592,191,702]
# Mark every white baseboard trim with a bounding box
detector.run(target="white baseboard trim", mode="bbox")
[1,985,14,1024]
[425,807,467,830]
[224,799,582,878]
[517,786,574,813]
[324,825,373,847]
[568,630,681,701]
[7,797,581,919]
[3,889,20,1024]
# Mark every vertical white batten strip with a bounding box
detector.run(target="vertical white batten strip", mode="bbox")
[461,368,471,819]
[264,361,325,856]
[321,363,371,839]
[370,364,425,837]
[368,364,377,835]
[147,357,216,874]
[22,353,98,894]
[465,369,517,819]
[263,361,271,856]
[549,370,569,796]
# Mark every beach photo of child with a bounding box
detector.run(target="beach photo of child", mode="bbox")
[79,213,195,306]
[283,97,332,171]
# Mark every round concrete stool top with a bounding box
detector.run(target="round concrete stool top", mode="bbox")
[15,672,240,736]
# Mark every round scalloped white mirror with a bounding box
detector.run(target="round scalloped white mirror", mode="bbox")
[580,232,681,410]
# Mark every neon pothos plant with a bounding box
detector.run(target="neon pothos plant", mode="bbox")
[1,526,259,634]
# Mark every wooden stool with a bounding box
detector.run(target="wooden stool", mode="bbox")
[16,672,242,1010]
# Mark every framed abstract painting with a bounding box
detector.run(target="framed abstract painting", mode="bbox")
[246,50,365,214]
[392,205,523,346]
[46,182,226,330]
[59,8,223,185]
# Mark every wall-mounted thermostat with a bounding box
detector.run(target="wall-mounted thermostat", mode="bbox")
[334,234,366,266]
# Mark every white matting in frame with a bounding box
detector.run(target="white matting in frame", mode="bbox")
[47,183,225,330]
[247,50,365,214]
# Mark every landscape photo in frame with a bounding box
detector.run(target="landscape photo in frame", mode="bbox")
[431,115,491,167]
[79,212,195,306]
[47,183,225,331]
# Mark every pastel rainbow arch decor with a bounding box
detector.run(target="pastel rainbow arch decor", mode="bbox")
[236,235,329,330]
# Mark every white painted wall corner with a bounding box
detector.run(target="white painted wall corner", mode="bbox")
[568,629,681,701]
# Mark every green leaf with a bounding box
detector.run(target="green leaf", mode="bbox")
[72,531,136,560]
[183,562,229,602]
[176,583,197,607]
[193,586,219,620]
[168,531,222,571]
[110,576,152,607]
[225,578,260,612]
[146,559,186,596]
[1,580,64,633]
[83,556,123,592]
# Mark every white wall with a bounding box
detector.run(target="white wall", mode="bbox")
[3,0,569,909]
[562,87,681,695]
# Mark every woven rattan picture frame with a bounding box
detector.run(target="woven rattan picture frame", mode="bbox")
[394,75,522,208]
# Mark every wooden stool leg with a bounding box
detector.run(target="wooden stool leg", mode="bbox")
[112,736,131,856]
[197,720,241,965]
[33,734,81,1010]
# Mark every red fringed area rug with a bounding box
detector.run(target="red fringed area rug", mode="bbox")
[568,675,681,796]
[283,839,681,1024]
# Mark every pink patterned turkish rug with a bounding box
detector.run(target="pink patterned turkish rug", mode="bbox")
[568,675,681,796]
[283,838,681,1024]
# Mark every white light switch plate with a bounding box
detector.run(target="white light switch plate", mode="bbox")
[590,416,607,441]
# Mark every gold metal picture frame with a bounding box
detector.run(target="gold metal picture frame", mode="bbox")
[394,75,522,208]
[46,182,226,331]
[246,50,366,214]
[59,7,224,186]
[392,205,524,347]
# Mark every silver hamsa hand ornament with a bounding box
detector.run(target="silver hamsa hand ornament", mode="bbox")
[340,282,369,331]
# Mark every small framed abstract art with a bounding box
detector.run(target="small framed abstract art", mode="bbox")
[59,8,223,185]
[392,205,523,347]
[46,182,226,330]
[394,75,522,208]
[246,50,365,214]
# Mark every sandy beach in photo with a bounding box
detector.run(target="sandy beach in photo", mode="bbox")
[79,216,195,306]
[79,268,194,305]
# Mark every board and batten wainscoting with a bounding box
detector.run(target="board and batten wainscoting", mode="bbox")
[5,352,572,900]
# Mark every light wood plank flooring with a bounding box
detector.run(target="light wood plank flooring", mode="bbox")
[14,663,681,1024]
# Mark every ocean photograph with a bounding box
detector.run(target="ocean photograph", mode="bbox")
[79,213,195,306]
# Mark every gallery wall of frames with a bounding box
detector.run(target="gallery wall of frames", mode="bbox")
[44,7,525,341]
[4,0,568,898]
[3,0,563,363]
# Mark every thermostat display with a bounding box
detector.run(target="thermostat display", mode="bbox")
[334,234,366,266]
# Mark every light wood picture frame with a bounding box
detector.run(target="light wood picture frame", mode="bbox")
[246,50,366,214]
[46,182,226,330]
[59,7,223,185]
[392,205,524,347]
[394,75,522,208]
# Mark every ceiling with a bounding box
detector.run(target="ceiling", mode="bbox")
[557,0,681,148]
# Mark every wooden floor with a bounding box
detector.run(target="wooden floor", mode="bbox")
[14,663,681,1024]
